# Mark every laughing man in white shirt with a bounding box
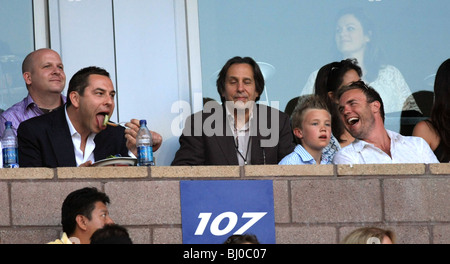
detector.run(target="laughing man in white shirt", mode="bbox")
[333,81,438,164]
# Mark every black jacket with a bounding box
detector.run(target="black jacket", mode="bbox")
[17,106,129,168]
[171,104,295,165]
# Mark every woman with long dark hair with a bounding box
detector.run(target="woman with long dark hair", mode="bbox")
[301,7,420,115]
[314,58,361,148]
[412,59,450,162]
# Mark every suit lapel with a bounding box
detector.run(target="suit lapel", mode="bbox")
[250,104,272,165]
[250,105,262,164]
[215,134,238,165]
[49,108,77,167]
[213,105,238,165]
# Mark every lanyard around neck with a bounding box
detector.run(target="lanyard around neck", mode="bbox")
[234,126,251,165]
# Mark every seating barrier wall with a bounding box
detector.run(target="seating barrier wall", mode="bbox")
[0,163,449,244]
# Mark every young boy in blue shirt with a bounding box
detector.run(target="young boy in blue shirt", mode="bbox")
[279,95,333,165]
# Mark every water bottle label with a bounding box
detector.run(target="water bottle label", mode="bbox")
[2,147,19,167]
[137,145,154,165]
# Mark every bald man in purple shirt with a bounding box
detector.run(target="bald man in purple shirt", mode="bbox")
[0,48,66,136]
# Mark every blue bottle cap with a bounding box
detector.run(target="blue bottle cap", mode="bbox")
[139,119,147,126]
[5,121,12,127]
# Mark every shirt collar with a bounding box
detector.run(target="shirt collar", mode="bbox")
[352,129,404,152]
[24,94,37,110]
[225,103,255,132]
[25,94,67,111]
[64,105,97,138]
[62,233,80,244]
[386,129,404,143]
[294,145,315,164]
[65,105,78,137]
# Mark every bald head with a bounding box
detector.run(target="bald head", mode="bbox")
[22,48,60,74]
[21,48,66,99]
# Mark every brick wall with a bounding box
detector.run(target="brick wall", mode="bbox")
[0,163,449,244]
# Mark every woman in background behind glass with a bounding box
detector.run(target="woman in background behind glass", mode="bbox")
[412,59,450,162]
[301,7,420,115]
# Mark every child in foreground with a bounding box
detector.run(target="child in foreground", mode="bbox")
[279,95,332,165]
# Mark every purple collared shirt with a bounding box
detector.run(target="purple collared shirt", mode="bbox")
[0,94,67,136]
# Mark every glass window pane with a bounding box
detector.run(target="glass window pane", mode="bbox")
[197,0,450,135]
[0,1,34,112]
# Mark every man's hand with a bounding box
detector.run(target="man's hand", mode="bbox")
[79,161,93,167]
[124,119,163,157]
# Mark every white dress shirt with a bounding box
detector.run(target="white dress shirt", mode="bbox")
[225,106,254,166]
[65,107,96,167]
[333,130,439,164]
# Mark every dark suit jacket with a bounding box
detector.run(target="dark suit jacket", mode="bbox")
[171,104,295,165]
[17,106,129,168]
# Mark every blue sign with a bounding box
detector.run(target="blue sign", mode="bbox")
[180,180,276,244]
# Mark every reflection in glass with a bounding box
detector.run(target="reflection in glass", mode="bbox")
[301,7,420,115]
[0,1,34,112]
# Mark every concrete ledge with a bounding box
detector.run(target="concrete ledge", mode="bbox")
[57,167,149,179]
[430,163,450,175]
[337,163,425,176]
[245,164,334,177]
[0,168,54,180]
[151,166,240,178]
[0,163,448,180]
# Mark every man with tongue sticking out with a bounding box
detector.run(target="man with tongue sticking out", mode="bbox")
[332,80,438,164]
[17,66,162,167]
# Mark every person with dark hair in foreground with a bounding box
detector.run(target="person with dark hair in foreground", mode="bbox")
[90,224,133,244]
[48,187,114,244]
[223,234,260,244]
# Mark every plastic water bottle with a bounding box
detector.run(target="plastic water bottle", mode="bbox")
[2,121,19,168]
[136,119,154,166]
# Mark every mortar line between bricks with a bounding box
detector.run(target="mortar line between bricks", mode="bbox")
[425,163,431,175]
[428,223,434,244]
[52,168,58,180]
[335,226,340,244]
[7,182,12,227]
[149,226,154,244]
[380,179,386,222]
[287,180,293,223]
